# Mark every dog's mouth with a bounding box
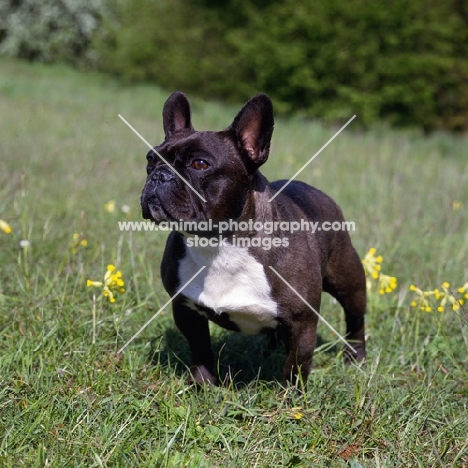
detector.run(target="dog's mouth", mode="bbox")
[142,188,205,226]
[142,197,173,222]
[148,202,166,221]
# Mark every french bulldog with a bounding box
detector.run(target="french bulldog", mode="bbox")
[141,91,366,387]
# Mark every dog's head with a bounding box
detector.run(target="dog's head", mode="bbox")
[141,91,274,225]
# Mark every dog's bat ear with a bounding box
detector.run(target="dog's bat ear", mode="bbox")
[228,94,274,167]
[163,91,194,138]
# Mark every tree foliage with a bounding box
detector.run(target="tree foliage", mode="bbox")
[2,0,467,131]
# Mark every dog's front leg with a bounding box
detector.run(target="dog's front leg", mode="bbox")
[172,298,217,385]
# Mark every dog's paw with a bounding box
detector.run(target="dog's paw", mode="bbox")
[189,365,218,386]
[343,343,366,364]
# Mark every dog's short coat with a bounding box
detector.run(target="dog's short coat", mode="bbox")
[141,91,366,386]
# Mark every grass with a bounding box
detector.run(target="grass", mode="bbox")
[0,58,467,467]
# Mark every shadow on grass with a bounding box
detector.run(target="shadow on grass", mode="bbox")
[148,327,338,386]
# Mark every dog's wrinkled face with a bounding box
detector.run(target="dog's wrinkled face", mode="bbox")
[141,92,274,225]
[141,131,249,223]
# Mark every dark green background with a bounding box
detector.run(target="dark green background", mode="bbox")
[2,0,467,131]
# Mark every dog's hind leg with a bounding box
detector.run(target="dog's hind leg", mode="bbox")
[323,240,367,362]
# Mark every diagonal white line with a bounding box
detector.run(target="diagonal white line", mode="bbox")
[117,266,206,354]
[268,115,356,202]
[268,266,358,354]
[118,114,207,203]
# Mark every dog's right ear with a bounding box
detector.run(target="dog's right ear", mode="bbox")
[163,91,194,138]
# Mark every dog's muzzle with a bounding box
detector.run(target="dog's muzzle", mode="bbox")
[141,167,178,220]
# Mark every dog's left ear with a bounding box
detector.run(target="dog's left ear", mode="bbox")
[228,94,274,167]
[163,91,194,138]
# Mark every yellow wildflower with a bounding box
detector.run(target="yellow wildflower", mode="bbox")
[87,264,125,303]
[452,201,463,211]
[362,247,397,295]
[71,233,88,254]
[0,219,12,234]
[434,282,463,312]
[378,274,397,295]
[409,285,435,312]
[290,407,303,420]
[104,200,116,213]
[458,282,468,300]
[362,248,383,278]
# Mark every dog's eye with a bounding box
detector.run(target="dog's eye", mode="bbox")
[190,159,210,170]
[146,154,155,175]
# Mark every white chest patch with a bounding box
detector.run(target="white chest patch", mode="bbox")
[178,241,278,335]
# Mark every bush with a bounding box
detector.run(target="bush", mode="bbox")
[92,0,241,97]
[0,0,104,64]
[221,0,468,130]
[93,0,468,131]
[2,0,467,131]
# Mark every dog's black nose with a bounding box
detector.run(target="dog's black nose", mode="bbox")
[152,167,175,182]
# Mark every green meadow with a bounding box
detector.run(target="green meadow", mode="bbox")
[0,59,467,467]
